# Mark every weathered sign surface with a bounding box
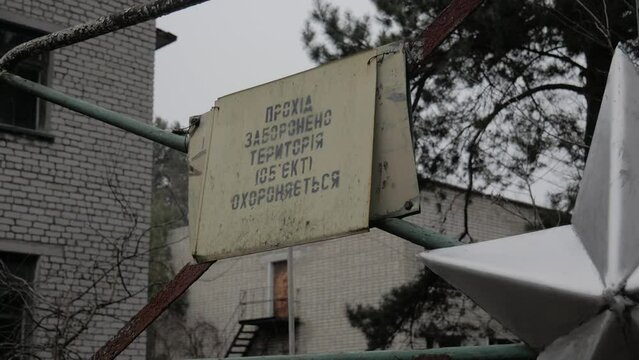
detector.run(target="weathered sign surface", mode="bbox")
[369,43,420,220]
[190,50,378,261]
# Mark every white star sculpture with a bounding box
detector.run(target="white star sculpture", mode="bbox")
[419,47,639,360]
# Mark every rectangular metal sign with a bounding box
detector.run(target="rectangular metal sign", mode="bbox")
[190,50,378,261]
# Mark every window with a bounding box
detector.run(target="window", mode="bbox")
[0,251,37,357]
[0,20,48,131]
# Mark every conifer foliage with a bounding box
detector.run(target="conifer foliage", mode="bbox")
[304,0,639,347]
[304,0,639,210]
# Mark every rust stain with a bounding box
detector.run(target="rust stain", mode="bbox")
[91,261,214,360]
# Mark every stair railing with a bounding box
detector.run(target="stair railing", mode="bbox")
[219,290,247,357]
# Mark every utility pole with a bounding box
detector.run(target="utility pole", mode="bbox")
[287,246,295,355]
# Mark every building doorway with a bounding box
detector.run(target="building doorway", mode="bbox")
[272,260,288,318]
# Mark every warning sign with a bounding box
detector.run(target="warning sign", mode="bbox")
[190,50,378,261]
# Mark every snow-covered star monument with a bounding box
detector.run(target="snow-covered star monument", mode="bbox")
[420,46,639,359]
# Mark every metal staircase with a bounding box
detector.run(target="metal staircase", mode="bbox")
[225,323,259,357]
[221,287,300,357]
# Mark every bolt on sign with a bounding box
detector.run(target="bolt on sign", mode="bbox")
[189,43,419,261]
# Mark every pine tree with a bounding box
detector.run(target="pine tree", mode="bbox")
[303,0,639,348]
[303,0,639,210]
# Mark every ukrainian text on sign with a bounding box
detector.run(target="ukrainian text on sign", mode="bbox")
[231,96,340,210]
[190,50,378,261]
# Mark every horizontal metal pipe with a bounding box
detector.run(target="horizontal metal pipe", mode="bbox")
[374,218,462,249]
[0,0,208,70]
[0,71,188,152]
[200,344,536,360]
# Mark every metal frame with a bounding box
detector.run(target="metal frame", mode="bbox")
[0,0,538,359]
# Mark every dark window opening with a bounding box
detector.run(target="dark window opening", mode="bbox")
[0,251,37,358]
[0,20,48,131]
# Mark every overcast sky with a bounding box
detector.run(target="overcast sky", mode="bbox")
[153,0,375,126]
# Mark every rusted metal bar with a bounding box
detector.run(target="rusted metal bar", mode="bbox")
[415,0,484,64]
[90,261,214,360]
[0,0,208,70]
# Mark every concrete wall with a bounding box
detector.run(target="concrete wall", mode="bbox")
[168,182,552,356]
[0,2,155,358]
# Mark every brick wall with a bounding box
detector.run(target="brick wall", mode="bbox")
[167,182,551,356]
[0,2,154,358]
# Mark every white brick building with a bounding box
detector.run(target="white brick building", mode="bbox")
[0,2,166,358]
[167,180,566,357]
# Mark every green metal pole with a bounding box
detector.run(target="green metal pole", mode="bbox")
[374,218,462,249]
[197,344,535,360]
[0,71,188,153]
